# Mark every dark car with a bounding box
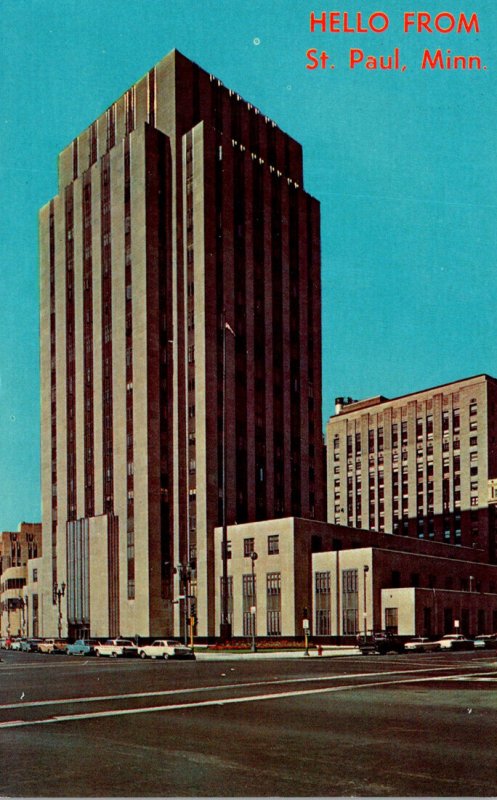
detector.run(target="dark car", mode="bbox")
[20,638,43,652]
[473,634,497,650]
[357,631,405,655]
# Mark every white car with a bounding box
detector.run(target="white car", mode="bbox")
[94,639,138,658]
[138,639,195,660]
[433,634,474,651]
[404,637,440,653]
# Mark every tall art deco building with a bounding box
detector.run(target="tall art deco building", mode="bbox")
[39,51,325,639]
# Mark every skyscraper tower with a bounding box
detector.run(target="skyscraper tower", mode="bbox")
[39,50,324,639]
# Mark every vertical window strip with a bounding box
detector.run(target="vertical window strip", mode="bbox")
[126,88,135,136]
[49,200,57,594]
[124,137,135,600]
[253,163,266,520]
[100,153,114,514]
[289,188,301,516]
[186,133,196,567]
[72,139,78,180]
[89,122,97,167]
[158,130,171,599]
[148,68,156,128]
[106,106,115,152]
[82,172,95,517]
[65,185,77,521]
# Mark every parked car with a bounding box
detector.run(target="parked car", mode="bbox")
[94,639,138,658]
[20,638,43,652]
[404,637,441,653]
[433,634,474,651]
[138,639,196,660]
[66,639,96,656]
[10,638,25,651]
[357,631,405,655]
[38,638,66,654]
[472,634,497,649]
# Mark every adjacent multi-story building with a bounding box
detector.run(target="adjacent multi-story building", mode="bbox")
[327,375,497,562]
[0,522,42,638]
[39,49,325,640]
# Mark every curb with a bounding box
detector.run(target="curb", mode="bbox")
[194,647,359,660]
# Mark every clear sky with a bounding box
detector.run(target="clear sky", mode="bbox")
[1,0,496,530]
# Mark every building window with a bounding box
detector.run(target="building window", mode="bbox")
[220,576,233,626]
[242,574,256,636]
[243,537,255,557]
[470,437,478,447]
[266,572,281,636]
[32,569,38,582]
[385,607,398,634]
[368,430,375,453]
[342,568,358,634]
[315,571,331,635]
[377,427,384,451]
[268,534,279,555]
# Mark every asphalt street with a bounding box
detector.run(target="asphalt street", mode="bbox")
[0,649,496,796]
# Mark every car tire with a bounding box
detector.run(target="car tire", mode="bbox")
[140,651,147,659]
[96,650,101,657]
[111,652,118,658]
[163,653,169,660]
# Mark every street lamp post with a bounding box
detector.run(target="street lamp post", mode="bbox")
[53,582,66,639]
[363,565,369,638]
[178,562,192,646]
[250,552,258,652]
[19,596,28,636]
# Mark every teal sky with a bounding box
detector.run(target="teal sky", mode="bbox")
[1,0,496,530]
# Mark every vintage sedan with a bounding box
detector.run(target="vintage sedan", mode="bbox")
[433,634,474,651]
[473,634,497,649]
[404,637,441,653]
[20,638,43,652]
[66,639,95,656]
[38,638,66,654]
[94,639,138,658]
[138,639,196,660]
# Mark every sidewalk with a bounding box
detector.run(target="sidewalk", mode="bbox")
[194,645,358,660]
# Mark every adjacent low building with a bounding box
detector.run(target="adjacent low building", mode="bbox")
[0,522,42,638]
[214,517,497,640]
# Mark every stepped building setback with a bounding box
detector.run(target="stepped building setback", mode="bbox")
[39,50,325,640]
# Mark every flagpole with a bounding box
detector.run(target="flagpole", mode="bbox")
[221,309,235,640]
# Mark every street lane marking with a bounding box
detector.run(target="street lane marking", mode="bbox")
[0,670,496,729]
[0,665,484,711]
